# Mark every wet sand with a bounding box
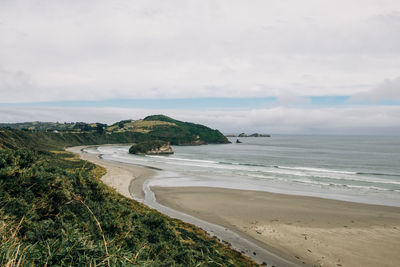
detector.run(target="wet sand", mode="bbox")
[152,186,400,267]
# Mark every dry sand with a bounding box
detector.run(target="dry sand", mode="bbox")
[66,146,155,199]
[152,186,400,267]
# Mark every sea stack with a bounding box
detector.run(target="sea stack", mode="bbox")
[129,140,174,155]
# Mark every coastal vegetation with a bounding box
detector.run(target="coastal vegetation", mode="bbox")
[0,115,229,147]
[129,140,173,155]
[0,116,255,266]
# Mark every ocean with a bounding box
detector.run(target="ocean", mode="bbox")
[84,135,400,207]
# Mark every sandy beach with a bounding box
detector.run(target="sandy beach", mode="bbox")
[153,186,400,267]
[66,146,155,199]
[67,146,296,265]
[68,146,400,267]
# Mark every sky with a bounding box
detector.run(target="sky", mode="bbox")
[1,0,400,134]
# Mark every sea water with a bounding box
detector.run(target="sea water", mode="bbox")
[84,135,400,207]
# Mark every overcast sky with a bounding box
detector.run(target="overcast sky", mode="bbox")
[1,0,400,134]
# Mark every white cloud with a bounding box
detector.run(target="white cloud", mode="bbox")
[276,92,309,106]
[1,106,400,135]
[0,69,31,88]
[351,76,400,102]
[1,0,400,103]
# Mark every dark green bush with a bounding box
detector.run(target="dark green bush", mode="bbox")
[129,140,170,154]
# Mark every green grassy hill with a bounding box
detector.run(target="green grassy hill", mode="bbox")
[0,118,254,266]
[0,115,229,146]
[0,121,107,133]
[142,115,229,145]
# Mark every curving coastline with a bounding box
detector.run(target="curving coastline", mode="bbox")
[67,145,298,266]
[68,145,400,267]
[66,146,156,200]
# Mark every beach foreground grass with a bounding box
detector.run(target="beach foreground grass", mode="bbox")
[0,146,256,266]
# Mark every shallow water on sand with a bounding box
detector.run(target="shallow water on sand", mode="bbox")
[84,135,400,207]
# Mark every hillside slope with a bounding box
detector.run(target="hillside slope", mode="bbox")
[0,122,254,266]
[0,115,229,147]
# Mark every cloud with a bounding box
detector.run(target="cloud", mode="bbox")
[1,1,399,134]
[351,76,400,102]
[0,68,34,93]
[1,0,400,103]
[276,92,309,106]
[1,106,400,135]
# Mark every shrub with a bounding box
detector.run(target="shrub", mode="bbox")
[129,140,170,154]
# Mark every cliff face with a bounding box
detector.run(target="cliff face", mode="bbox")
[146,143,174,155]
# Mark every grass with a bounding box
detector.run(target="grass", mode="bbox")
[0,131,256,266]
[0,115,230,146]
[107,120,176,133]
[0,215,27,267]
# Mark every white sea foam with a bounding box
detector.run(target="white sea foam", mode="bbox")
[147,155,218,164]
[83,138,400,207]
[276,165,357,175]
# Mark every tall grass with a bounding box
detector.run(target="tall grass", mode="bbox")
[0,216,27,267]
[0,139,256,266]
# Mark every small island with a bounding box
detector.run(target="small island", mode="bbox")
[249,133,271,137]
[129,140,174,155]
[229,133,271,137]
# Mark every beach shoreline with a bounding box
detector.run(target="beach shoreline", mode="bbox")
[66,145,156,200]
[67,145,400,267]
[67,145,299,266]
[152,186,400,267]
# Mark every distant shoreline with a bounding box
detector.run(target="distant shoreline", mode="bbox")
[68,145,400,267]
